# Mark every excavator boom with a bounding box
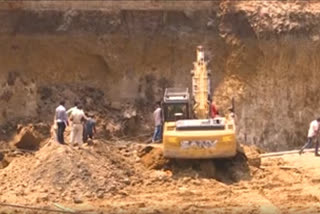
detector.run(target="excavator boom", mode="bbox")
[192,46,210,119]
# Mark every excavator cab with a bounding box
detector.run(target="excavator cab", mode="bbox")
[162,88,190,122]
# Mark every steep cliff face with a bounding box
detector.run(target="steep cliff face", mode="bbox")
[0,8,226,126]
[1,1,320,151]
[215,1,320,150]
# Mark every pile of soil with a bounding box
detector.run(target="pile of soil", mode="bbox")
[139,144,261,183]
[0,140,136,205]
[0,138,263,204]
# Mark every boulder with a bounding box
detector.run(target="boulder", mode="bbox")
[11,127,41,150]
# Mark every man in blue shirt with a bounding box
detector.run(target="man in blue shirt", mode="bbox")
[83,113,96,143]
[55,101,68,144]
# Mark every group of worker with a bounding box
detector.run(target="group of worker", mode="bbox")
[54,97,319,156]
[55,101,96,145]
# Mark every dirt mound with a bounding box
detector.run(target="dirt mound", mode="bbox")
[0,140,135,205]
[1,139,316,213]
[140,146,168,170]
[139,144,255,182]
[0,141,260,207]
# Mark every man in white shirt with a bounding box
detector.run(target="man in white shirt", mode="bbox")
[55,101,68,144]
[67,101,79,116]
[299,118,320,156]
[69,105,87,145]
[152,102,162,143]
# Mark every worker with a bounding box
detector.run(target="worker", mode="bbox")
[55,101,68,144]
[299,118,320,156]
[67,101,80,116]
[67,101,84,143]
[83,113,96,143]
[210,100,218,118]
[152,101,162,143]
[69,105,87,145]
[228,107,235,121]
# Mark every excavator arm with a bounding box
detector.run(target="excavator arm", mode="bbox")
[191,46,211,119]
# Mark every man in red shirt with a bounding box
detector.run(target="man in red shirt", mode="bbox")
[210,100,218,118]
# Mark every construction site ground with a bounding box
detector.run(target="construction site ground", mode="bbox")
[0,137,320,214]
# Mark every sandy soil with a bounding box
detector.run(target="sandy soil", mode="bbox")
[97,152,320,214]
[0,139,320,214]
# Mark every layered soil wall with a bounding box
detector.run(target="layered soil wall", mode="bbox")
[1,1,320,150]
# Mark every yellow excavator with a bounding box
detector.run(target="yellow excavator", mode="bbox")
[161,46,237,159]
